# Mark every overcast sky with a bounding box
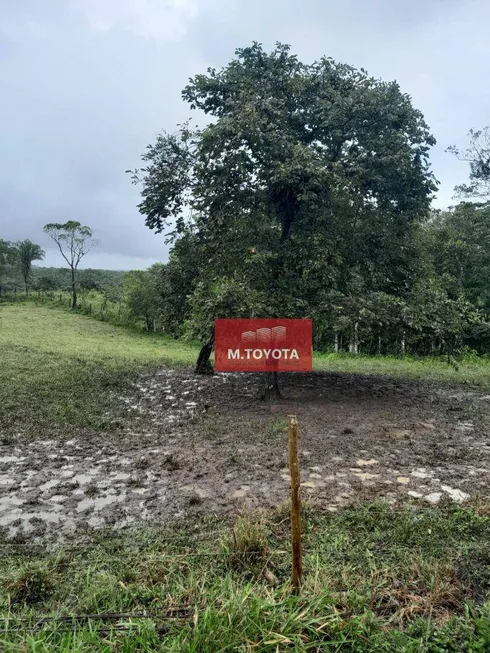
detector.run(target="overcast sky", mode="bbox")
[1,0,489,270]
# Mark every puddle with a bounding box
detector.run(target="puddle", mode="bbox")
[0,456,24,464]
[72,474,95,485]
[0,495,26,511]
[76,492,123,513]
[39,479,60,492]
[440,485,469,503]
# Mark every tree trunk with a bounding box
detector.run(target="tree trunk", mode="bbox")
[334,332,339,353]
[71,268,77,309]
[401,330,406,357]
[195,332,215,375]
[349,322,359,354]
[259,371,281,400]
[456,333,463,351]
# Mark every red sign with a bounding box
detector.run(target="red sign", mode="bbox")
[214,319,312,372]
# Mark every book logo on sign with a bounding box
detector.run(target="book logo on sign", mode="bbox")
[228,325,299,361]
[241,326,286,344]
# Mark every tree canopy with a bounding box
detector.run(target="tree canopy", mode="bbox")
[448,127,490,199]
[16,240,45,295]
[43,221,98,309]
[130,43,439,370]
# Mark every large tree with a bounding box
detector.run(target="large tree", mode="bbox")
[43,221,98,309]
[130,42,437,381]
[16,240,45,295]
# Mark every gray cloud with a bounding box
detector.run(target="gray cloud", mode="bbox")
[1,0,488,269]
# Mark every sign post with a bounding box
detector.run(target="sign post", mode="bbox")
[215,318,311,593]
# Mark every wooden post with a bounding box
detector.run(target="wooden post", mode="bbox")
[288,414,302,593]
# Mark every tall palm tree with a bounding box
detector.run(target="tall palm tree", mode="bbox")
[17,240,45,295]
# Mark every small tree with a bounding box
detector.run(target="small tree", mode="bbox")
[16,240,45,295]
[0,240,17,296]
[78,270,102,295]
[124,270,160,331]
[36,275,58,292]
[43,222,98,309]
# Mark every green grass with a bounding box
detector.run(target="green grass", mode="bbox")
[1,303,490,649]
[314,352,490,388]
[0,503,489,651]
[1,302,489,438]
[0,303,197,436]
[0,303,197,363]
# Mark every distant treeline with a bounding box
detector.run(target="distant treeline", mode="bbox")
[1,266,125,295]
[2,200,490,360]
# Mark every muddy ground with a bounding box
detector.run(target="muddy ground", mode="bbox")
[1,370,489,544]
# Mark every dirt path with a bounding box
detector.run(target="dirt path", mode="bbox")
[1,370,489,544]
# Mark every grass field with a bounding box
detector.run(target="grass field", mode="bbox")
[1,303,489,438]
[0,304,197,436]
[1,504,489,651]
[314,351,490,387]
[1,303,489,650]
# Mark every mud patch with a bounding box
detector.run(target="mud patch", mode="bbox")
[0,370,488,544]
